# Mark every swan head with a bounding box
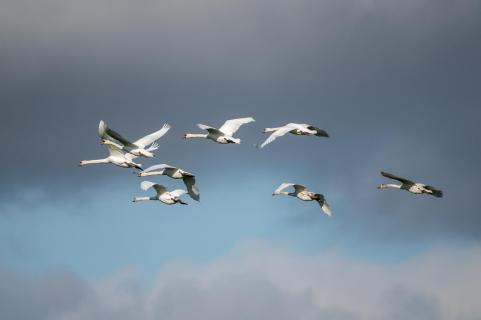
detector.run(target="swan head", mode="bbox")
[377,184,386,189]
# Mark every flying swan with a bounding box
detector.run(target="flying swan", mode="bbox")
[79,142,149,170]
[377,171,443,197]
[259,123,329,148]
[138,164,200,201]
[133,181,188,205]
[183,117,255,144]
[272,182,332,216]
[99,120,170,158]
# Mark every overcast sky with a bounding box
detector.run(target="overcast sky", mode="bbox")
[1,0,481,318]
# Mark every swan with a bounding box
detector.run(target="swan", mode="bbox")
[79,142,149,170]
[99,120,170,158]
[133,181,188,205]
[259,123,329,148]
[377,171,443,198]
[183,117,255,144]
[138,164,200,201]
[272,182,332,216]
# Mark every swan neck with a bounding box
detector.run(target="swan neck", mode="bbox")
[379,183,401,189]
[185,133,207,139]
[81,158,109,165]
[133,196,151,202]
[264,127,280,133]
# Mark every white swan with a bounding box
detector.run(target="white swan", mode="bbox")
[133,181,188,205]
[272,182,332,216]
[139,164,200,201]
[79,142,149,170]
[259,123,329,148]
[377,171,443,198]
[99,120,170,158]
[184,117,255,144]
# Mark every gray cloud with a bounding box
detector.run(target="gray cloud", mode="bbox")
[1,242,481,320]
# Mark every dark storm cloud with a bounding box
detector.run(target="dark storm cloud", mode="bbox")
[1,0,480,240]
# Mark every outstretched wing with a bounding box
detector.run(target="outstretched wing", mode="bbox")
[424,185,443,198]
[134,123,171,149]
[259,124,299,148]
[170,189,187,197]
[219,117,255,136]
[320,201,332,216]
[104,143,126,158]
[98,120,137,148]
[307,126,329,137]
[273,182,294,195]
[183,175,200,201]
[141,181,167,195]
[381,171,414,185]
[143,163,177,173]
[293,184,306,194]
[197,124,224,136]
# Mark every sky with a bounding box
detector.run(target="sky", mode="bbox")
[1,0,481,319]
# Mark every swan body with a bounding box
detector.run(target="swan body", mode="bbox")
[133,181,188,205]
[99,120,170,157]
[272,182,332,216]
[260,123,329,148]
[184,117,255,144]
[139,164,200,201]
[80,143,144,170]
[377,171,443,198]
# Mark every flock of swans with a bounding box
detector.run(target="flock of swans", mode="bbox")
[80,117,443,215]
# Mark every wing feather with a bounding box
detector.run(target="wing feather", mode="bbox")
[144,164,176,173]
[183,176,200,201]
[273,182,294,195]
[219,117,255,136]
[381,171,414,185]
[170,189,187,197]
[259,123,298,148]
[307,126,329,137]
[293,184,306,194]
[98,120,137,148]
[134,123,171,148]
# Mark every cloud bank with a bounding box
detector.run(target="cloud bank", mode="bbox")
[1,241,481,320]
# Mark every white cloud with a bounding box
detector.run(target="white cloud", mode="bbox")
[1,241,481,320]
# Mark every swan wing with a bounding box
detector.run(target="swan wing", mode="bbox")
[259,123,298,148]
[273,182,294,195]
[141,181,167,195]
[320,201,332,216]
[219,117,255,136]
[424,185,443,198]
[183,175,200,201]
[99,120,137,148]
[143,163,177,173]
[170,189,187,197]
[381,171,414,185]
[293,184,306,194]
[307,126,329,137]
[197,124,224,136]
[134,123,171,149]
[105,143,126,158]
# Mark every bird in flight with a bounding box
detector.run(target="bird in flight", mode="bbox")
[184,117,255,144]
[377,171,443,198]
[272,182,332,216]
